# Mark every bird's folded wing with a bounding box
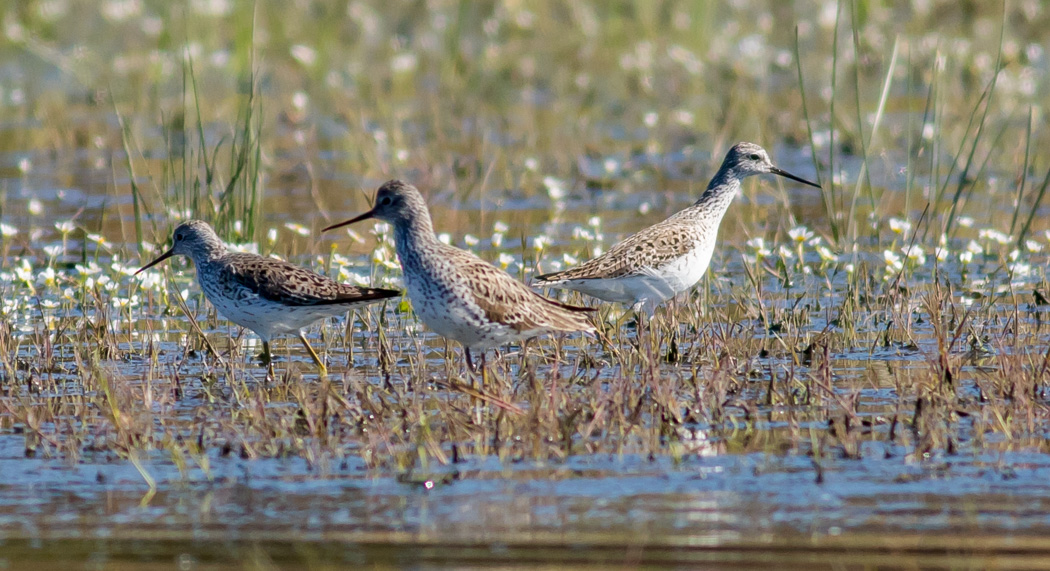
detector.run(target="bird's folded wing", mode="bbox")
[538,216,701,281]
[223,253,399,307]
[463,256,593,333]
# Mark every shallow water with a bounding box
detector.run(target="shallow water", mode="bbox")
[6,434,1050,568]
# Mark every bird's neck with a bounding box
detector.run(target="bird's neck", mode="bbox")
[691,170,742,216]
[392,214,439,260]
[194,242,228,266]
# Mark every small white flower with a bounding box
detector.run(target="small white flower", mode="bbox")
[493,221,509,233]
[55,221,76,233]
[788,226,813,243]
[978,228,1011,245]
[883,249,903,270]
[438,233,452,245]
[76,261,103,276]
[390,52,418,73]
[15,259,34,284]
[673,110,695,125]
[1010,261,1032,277]
[284,222,310,237]
[497,252,516,270]
[36,266,57,287]
[888,217,911,236]
[959,251,973,264]
[111,262,138,276]
[136,271,163,290]
[816,245,837,262]
[0,223,18,237]
[957,216,974,228]
[227,242,259,255]
[966,240,983,255]
[747,237,772,257]
[290,44,317,66]
[113,294,140,309]
[903,245,926,265]
[543,176,567,200]
[28,199,43,215]
[1026,240,1042,253]
[463,234,479,247]
[331,253,350,267]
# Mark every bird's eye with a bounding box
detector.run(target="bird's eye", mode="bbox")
[378,196,392,206]
[748,153,761,161]
[175,233,184,241]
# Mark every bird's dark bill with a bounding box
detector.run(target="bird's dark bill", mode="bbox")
[322,209,376,233]
[135,248,175,275]
[770,166,821,189]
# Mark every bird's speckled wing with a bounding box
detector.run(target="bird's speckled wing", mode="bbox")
[442,246,595,334]
[222,253,400,307]
[536,211,702,282]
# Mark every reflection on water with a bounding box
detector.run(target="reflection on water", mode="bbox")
[4,433,1050,567]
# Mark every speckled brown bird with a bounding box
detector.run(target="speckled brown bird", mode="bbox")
[136,220,399,373]
[533,142,821,314]
[323,180,595,371]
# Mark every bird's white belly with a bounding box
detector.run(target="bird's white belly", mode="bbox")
[570,241,713,309]
[203,284,341,341]
[404,275,494,347]
[647,240,714,296]
[414,298,483,342]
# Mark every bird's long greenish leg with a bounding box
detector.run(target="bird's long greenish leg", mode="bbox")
[299,331,327,375]
[464,347,476,374]
[262,341,275,379]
